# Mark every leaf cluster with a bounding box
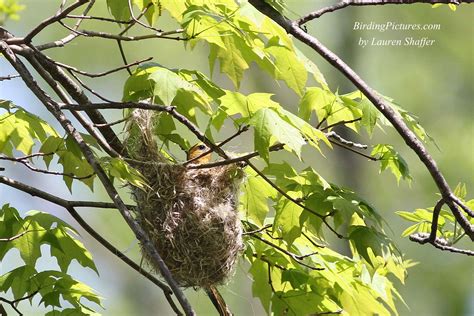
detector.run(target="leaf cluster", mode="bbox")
[0,205,102,315]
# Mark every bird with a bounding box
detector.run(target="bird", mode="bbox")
[186,142,212,164]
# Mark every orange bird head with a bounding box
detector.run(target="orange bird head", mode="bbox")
[187,143,212,164]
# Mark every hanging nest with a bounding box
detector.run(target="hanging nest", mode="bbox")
[126,109,244,288]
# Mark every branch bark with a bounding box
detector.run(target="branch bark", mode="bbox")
[297,0,468,25]
[0,41,195,316]
[248,0,474,241]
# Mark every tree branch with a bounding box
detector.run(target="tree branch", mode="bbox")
[249,0,474,241]
[297,0,468,25]
[0,155,95,179]
[53,56,153,78]
[12,44,127,156]
[0,42,195,316]
[409,233,474,256]
[249,234,324,270]
[8,0,90,44]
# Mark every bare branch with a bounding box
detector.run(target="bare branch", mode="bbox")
[8,0,90,44]
[409,233,474,256]
[321,117,362,131]
[0,230,38,242]
[127,0,163,33]
[0,74,20,81]
[249,234,324,270]
[297,0,467,26]
[188,143,284,169]
[243,224,273,235]
[204,286,233,316]
[0,175,134,210]
[33,0,95,50]
[14,44,127,156]
[451,195,474,217]
[0,291,38,315]
[54,56,153,78]
[326,131,368,149]
[59,24,186,42]
[0,155,95,179]
[66,14,132,24]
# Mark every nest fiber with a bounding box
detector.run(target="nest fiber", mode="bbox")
[126,110,244,287]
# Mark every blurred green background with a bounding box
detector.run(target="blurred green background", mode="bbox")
[0,1,472,315]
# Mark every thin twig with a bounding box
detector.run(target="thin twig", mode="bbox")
[247,161,346,239]
[409,233,474,256]
[0,291,38,315]
[66,14,132,24]
[54,56,153,78]
[183,124,250,166]
[0,230,37,242]
[127,0,163,33]
[297,0,465,25]
[0,155,95,179]
[0,74,20,81]
[8,0,90,44]
[321,117,362,131]
[243,224,272,235]
[250,234,324,270]
[187,143,285,169]
[60,24,186,42]
[326,131,368,149]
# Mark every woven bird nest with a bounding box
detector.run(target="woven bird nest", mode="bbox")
[126,109,244,287]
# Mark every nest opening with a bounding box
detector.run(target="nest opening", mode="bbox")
[127,110,244,288]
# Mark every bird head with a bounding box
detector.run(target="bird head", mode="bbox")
[187,142,212,164]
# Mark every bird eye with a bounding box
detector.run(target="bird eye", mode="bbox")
[198,144,206,150]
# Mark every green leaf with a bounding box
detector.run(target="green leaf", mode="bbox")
[395,210,421,223]
[0,265,36,300]
[160,0,187,21]
[265,37,307,96]
[219,91,280,118]
[294,47,328,88]
[219,90,280,118]
[274,192,303,246]
[401,223,420,237]
[0,105,59,155]
[272,289,340,316]
[123,64,212,121]
[349,226,399,265]
[106,0,130,21]
[249,107,306,162]
[133,0,161,26]
[14,220,45,267]
[49,228,98,273]
[0,205,102,314]
[248,260,272,312]
[211,37,249,88]
[371,144,411,183]
[298,87,335,122]
[240,171,275,226]
[281,268,309,289]
[103,157,146,188]
[341,92,378,135]
[278,108,330,150]
[453,182,467,199]
[150,67,193,106]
